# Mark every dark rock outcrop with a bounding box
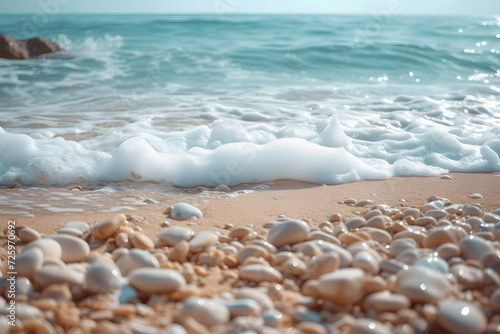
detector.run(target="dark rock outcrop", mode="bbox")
[0,34,62,59]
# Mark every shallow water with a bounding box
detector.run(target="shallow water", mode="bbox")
[0,14,499,188]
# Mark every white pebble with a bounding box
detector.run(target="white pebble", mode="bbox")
[48,234,90,263]
[171,202,203,220]
[129,268,186,295]
[178,297,230,327]
[438,300,486,334]
[268,219,310,248]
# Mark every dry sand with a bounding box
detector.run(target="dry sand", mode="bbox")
[1,172,499,236]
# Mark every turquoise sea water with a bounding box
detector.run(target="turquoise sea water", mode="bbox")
[0,14,499,187]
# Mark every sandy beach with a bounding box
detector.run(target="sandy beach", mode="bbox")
[2,172,499,236]
[1,172,500,333]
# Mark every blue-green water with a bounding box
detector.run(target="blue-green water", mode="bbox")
[0,15,499,186]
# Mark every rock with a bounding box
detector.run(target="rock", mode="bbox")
[395,266,451,303]
[188,231,218,253]
[229,227,253,240]
[116,248,160,276]
[303,252,339,280]
[351,318,390,334]
[362,291,411,313]
[459,235,494,261]
[0,34,62,59]
[47,234,90,263]
[159,226,195,246]
[469,193,483,199]
[441,175,453,180]
[91,214,126,240]
[268,219,310,248]
[85,262,125,293]
[414,254,449,273]
[437,300,486,334]
[317,268,367,305]
[263,309,283,327]
[239,264,283,283]
[16,247,44,279]
[128,268,186,295]
[168,240,190,262]
[36,265,85,288]
[23,238,62,259]
[15,277,34,298]
[59,221,89,234]
[171,203,203,220]
[450,263,483,289]
[423,225,463,248]
[215,298,262,317]
[130,232,154,249]
[237,244,268,264]
[353,250,380,274]
[233,288,274,311]
[18,227,41,243]
[345,217,366,230]
[178,297,230,327]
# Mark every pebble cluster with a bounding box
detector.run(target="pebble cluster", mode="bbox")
[1,196,500,333]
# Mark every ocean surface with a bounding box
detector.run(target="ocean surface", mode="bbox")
[1,14,499,188]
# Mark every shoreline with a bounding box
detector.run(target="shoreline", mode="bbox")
[1,172,499,236]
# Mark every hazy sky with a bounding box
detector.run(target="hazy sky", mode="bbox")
[2,0,499,15]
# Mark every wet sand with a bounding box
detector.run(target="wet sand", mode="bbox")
[2,172,499,236]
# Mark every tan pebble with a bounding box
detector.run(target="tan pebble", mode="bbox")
[296,321,328,334]
[239,264,283,282]
[318,221,334,232]
[198,252,220,267]
[268,219,310,248]
[19,227,41,243]
[396,309,419,324]
[364,209,383,220]
[36,265,85,288]
[393,229,426,247]
[329,213,342,222]
[130,232,154,249]
[302,279,321,298]
[332,223,348,236]
[40,284,72,301]
[48,234,90,263]
[16,247,44,280]
[415,216,438,227]
[179,317,211,334]
[355,199,374,207]
[365,215,391,229]
[93,321,123,334]
[129,268,186,294]
[403,208,421,219]
[436,242,461,260]
[237,244,268,264]
[229,227,253,240]
[30,298,58,311]
[390,221,408,233]
[390,238,418,257]
[24,238,62,259]
[303,252,339,280]
[89,310,114,321]
[351,318,390,334]
[424,226,462,248]
[345,217,366,230]
[362,291,411,312]
[298,241,323,257]
[33,320,56,334]
[118,226,134,236]
[168,240,190,263]
[178,297,230,328]
[189,231,218,253]
[115,232,131,248]
[54,301,80,330]
[339,232,366,245]
[360,227,392,244]
[344,198,357,205]
[450,263,483,288]
[317,267,366,306]
[223,255,239,268]
[91,214,126,239]
[281,257,306,276]
[132,225,142,232]
[424,209,448,220]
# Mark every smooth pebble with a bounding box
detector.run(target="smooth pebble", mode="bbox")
[159,226,194,246]
[171,203,203,220]
[48,234,90,263]
[395,266,451,303]
[438,300,486,334]
[239,264,283,283]
[178,297,230,327]
[128,268,186,294]
[268,219,310,248]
